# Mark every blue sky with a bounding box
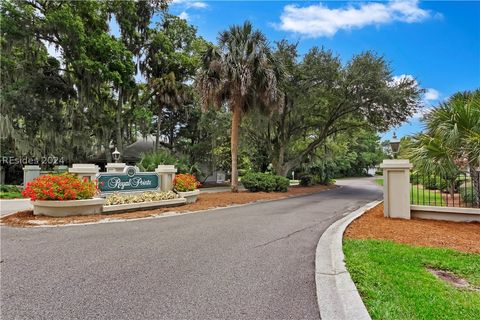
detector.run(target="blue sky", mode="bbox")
[167,0,480,140]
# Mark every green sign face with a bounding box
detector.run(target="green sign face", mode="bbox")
[97,166,159,194]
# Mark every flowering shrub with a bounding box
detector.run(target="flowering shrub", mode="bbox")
[105,191,178,205]
[173,174,200,192]
[22,174,97,201]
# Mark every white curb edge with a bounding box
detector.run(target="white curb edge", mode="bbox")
[315,200,382,320]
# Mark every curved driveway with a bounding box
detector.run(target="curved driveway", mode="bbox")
[1,178,381,320]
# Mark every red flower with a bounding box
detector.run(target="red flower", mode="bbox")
[23,173,97,201]
[173,174,200,192]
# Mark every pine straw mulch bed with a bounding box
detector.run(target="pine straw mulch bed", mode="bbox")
[345,203,480,254]
[1,184,335,227]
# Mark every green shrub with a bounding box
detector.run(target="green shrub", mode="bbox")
[299,174,313,186]
[138,150,202,176]
[0,185,21,193]
[421,176,448,190]
[274,175,290,192]
[410,173,422,185]
[242,172,289,192]
[460,187,479,206]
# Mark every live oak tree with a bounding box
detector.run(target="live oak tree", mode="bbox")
[196,21,283,192]
[247,42,423,176]
[141,14,207,151]
[1,0,168,162]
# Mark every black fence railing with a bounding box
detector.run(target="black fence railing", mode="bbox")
[410,170,480,208]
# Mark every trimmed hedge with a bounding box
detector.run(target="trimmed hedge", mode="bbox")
[242,172,289,192]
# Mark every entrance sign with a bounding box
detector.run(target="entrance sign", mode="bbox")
[97,166,159,194]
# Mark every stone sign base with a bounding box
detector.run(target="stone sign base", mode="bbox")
[177,189,200,204]
[102,198,186,214]
[32,198,105,217]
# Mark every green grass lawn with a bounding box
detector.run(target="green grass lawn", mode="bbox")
[344,239,480,320]
[375,178,444,206]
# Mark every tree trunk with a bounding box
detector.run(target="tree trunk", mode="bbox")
[272,144,291,176]
[116,86,123,160]
[104,129,112,163]
[155,112,163,152]
[230,107,241,192]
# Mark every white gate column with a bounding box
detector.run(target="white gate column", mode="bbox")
[69,164,100,181]
[380,159,412,219]
[23,165,41,186]
[105,163,127,173]
[155,165,177,192]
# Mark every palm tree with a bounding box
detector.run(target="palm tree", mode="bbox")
[408,89,480,201]
[196,21,283,192]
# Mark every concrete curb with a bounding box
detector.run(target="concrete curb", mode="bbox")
[315,200,381,320]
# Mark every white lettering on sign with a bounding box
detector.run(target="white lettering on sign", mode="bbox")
[106,177,153,190]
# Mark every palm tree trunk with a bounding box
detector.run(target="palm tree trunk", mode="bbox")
[230,107,241,192]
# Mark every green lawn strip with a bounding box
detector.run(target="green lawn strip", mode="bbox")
[0,191,23,199]
[344,239,480,320]
[375,178,445,206]
[411,187,444,206]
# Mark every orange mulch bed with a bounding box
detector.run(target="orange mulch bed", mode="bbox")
[1,185,335,227]
[345,203,480,254]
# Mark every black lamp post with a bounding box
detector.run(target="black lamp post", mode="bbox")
[390,132,400,159]
[112,147,121,163]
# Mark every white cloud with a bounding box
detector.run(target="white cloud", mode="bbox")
[172,0,207,21]
[277,0,434,37]
[424,88,440,101]
[391,74,415,85]
[179,11,189,20]
[172,0,208,9]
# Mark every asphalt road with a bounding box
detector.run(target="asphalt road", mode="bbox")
[1,178,381,320]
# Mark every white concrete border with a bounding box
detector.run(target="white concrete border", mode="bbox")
[103,198,186,213]
[411,205,480,222]
[315,200,381,320]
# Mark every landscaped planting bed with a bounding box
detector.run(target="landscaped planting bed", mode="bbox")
[345,203,480,253]
[343,203,480,320]
[103,191,186,213]
[105,191,179,205]
[1,184,335,227]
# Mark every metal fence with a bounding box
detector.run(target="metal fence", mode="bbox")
[410,170,480,208]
